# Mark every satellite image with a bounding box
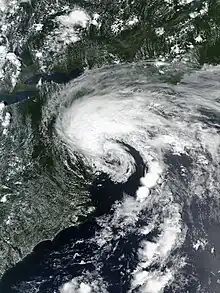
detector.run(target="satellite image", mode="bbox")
[0,1,220,293]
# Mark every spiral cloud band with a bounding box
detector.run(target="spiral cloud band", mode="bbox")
[52,63,220,293]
